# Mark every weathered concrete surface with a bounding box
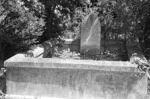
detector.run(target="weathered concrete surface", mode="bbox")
[4,54,147,99]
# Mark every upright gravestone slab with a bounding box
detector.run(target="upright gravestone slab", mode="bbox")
[80,12,101,57]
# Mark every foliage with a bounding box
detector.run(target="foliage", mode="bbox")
[0,0,45,60]
[1,0,150,60]
[49,0,150,59]
[69,0,150,58]
[30,0,150,59]
[94,0,150,58]
[54,48,80,59]
[39,0,85,41]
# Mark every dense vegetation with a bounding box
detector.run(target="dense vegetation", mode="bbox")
[0,0,45,60]
[1,0,150,62]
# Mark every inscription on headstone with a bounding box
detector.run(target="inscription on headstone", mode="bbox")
[80,12,101,57]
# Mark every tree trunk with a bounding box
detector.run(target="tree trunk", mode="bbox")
[0,41,4,68]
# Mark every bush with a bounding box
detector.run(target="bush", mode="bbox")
[0,0,45,60]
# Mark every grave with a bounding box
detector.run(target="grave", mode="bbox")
[80,12,101,57]
[3,11,150,99]
[4,54,148,99]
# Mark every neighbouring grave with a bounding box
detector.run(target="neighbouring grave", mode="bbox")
[80,12,101,58]
[24,40,57,58]
[24,47,44,58]
[4,54,148,99]
[32,46,44,58]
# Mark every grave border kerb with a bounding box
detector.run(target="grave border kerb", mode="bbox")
[4,54,138,73]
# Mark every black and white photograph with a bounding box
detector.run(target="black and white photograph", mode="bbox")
[0,0,150,99]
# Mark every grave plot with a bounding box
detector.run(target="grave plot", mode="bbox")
[2,12,150,99]
[22,12,126,61]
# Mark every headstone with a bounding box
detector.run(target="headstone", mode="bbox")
[80,12,101,58]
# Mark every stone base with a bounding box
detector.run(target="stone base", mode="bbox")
[6,68,147,99]
[4,55,148,99]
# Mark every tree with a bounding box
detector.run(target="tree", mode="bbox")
[38,0,83,41]
[53,0,150,59]
[0,0,45,62]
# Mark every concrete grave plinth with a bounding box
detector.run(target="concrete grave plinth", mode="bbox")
[4,54,148,99]
[80,12,101,57]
